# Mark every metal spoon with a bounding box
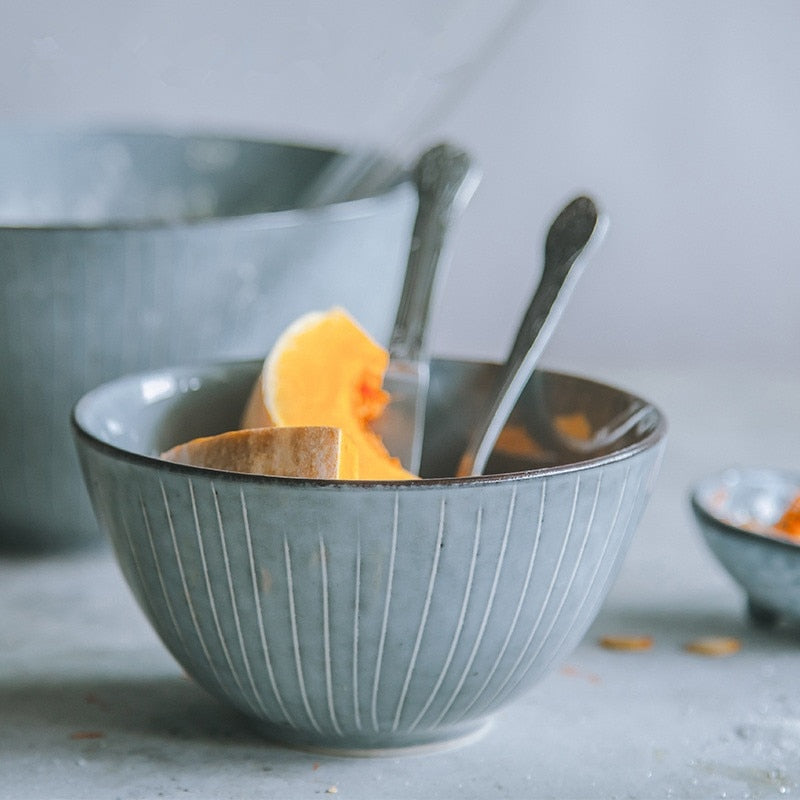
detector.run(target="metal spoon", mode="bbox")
[457,195,608,477]
[373,142,480,474]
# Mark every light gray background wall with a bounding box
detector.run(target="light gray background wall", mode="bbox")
[3,0,798,376]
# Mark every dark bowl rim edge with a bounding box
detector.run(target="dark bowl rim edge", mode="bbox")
[71,359,668,490]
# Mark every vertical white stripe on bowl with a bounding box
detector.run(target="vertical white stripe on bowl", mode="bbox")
[119,510,162,634]
[407,502,482,732]
[582,465,646,606]
[429,484,517,727]
[239,489,298,728]
[478,474,581,714]
[391,497,446,732]
[530,464,633,683]
[370,492,399,732]
[215,484,270,715]
[496,473,603,706]
[160,479,235,705]
[189,480,238,690]
[283,535,323,734]
[452,478,546,723]
[352,528,363,731]
[318,534,343,736]
[138,491,193,668]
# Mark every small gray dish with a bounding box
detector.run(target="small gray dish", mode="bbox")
[691,466,800,626]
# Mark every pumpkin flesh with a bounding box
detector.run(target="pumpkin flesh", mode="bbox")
[242,308,416,481]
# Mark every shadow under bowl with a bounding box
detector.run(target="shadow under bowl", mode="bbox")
[691,466,800,627]
[72,357,666,753]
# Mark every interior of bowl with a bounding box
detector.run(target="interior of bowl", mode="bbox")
[693,467,800,535]
[423,360,663,477]
[0,128,400,227]
[73,358,665,480]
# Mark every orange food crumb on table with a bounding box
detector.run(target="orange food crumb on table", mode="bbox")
[684,636,741,657]
[597,635,653,651]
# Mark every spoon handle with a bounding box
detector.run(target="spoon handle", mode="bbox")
[458,196,608,477]
[389,143,479,361]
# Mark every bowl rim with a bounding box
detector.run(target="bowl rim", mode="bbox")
[0,124,409,233]
[71,358,668,489]
[690,466,800,552]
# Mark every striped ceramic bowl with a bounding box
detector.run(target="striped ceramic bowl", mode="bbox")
[72,358,666,754]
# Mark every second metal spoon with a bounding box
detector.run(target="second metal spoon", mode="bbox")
[457,195,608,477]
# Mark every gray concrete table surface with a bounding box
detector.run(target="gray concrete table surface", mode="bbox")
[2,364,799,800]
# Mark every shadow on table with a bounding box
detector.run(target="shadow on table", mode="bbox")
[0,672,300,759]
[591,602,800,649]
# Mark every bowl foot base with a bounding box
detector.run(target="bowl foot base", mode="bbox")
[747,597,780,628]
[251,717,493,758]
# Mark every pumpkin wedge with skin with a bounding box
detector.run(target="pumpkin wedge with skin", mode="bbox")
[162,426,359,480]
[242,307,416,480]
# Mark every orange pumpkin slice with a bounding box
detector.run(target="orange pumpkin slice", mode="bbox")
[241,307,416,480]
[161,426,358,480]
[774,493,800,537]
[554,412,593,442]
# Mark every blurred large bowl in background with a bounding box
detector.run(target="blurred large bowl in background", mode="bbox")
[0,127,416,550]
[72,357,666,754]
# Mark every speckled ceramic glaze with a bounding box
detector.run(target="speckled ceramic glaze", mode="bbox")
[0,128,415,550]
[72,358,666,753]
[692,467,800,626]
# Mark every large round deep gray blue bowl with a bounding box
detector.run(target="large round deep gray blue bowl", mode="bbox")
[72,357,666,754]
[0,127,415,550]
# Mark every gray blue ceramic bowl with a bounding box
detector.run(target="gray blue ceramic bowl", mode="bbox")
[691,467,800,626]
[0,127,415,550]
[72,358,666,754]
